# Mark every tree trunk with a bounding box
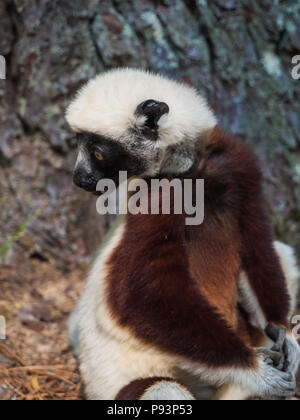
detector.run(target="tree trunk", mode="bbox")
[0,0,299,270]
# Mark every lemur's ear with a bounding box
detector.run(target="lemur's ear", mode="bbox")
[136,99,169,140]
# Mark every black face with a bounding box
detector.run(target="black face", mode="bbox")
[73,132,147,194]
[73,99,169,194]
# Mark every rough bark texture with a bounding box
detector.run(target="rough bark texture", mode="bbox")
[0,0,300,271]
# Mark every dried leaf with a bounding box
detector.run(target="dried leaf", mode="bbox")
[31,376,40,393]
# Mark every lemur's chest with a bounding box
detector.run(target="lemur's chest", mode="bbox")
[98,208,242,344]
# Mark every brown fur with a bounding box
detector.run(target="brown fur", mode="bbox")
[115,377,192,400]
[105,128,290,370]
[209,129,291,326]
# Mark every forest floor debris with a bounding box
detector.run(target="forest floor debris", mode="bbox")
[0,262,85,400]
[0,261,299,400]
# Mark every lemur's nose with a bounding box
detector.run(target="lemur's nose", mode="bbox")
[73,170,97,191]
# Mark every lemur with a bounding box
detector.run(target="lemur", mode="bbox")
[66,69,300,400]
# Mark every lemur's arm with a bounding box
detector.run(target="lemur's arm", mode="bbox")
[205,129,290,330]
[239,171,290,328]
[232,134,300,375]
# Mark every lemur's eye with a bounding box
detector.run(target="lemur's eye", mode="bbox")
[94,151,104,161]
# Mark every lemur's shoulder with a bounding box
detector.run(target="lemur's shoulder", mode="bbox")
[201,128,263,183]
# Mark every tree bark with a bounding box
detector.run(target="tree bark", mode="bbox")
[0,0,299,270]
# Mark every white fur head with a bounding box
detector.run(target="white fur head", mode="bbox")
[66,68,217,191]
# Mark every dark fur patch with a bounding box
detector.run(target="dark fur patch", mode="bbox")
[105,128,291,370]
[76,132,148,187]
[209,129,291,326]
[115,377,192,400]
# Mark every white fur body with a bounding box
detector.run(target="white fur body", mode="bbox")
[70,219,299,400]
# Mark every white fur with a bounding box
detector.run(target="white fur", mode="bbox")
[285,334,300,377]
[274,241,300,317]
[141,381,195,400]
[238,271,267,330]
[174,355,295,399]
[66,68,217,146]
[215,384,252,401]
[238,241,300,329]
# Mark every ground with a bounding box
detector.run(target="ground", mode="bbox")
[0,262,85,400]
[0,262,299,400]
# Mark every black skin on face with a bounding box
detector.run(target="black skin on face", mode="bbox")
[74,100,169,192]
[74,132,148,193]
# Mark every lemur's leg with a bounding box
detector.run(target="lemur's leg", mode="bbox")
[274,241,300,318]
[215,242,300,401]
[239,241,300,368]
[116,378,196,401]
[214,384,252,401]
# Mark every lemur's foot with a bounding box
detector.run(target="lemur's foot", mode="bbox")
[251,350,296,397]
[257,347,284,369]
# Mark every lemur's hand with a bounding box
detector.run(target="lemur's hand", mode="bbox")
[256,347,284,370]
[265,323,287,371]
[265,323,300,376]
[248,325,296,397]
[247,351,296,397]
